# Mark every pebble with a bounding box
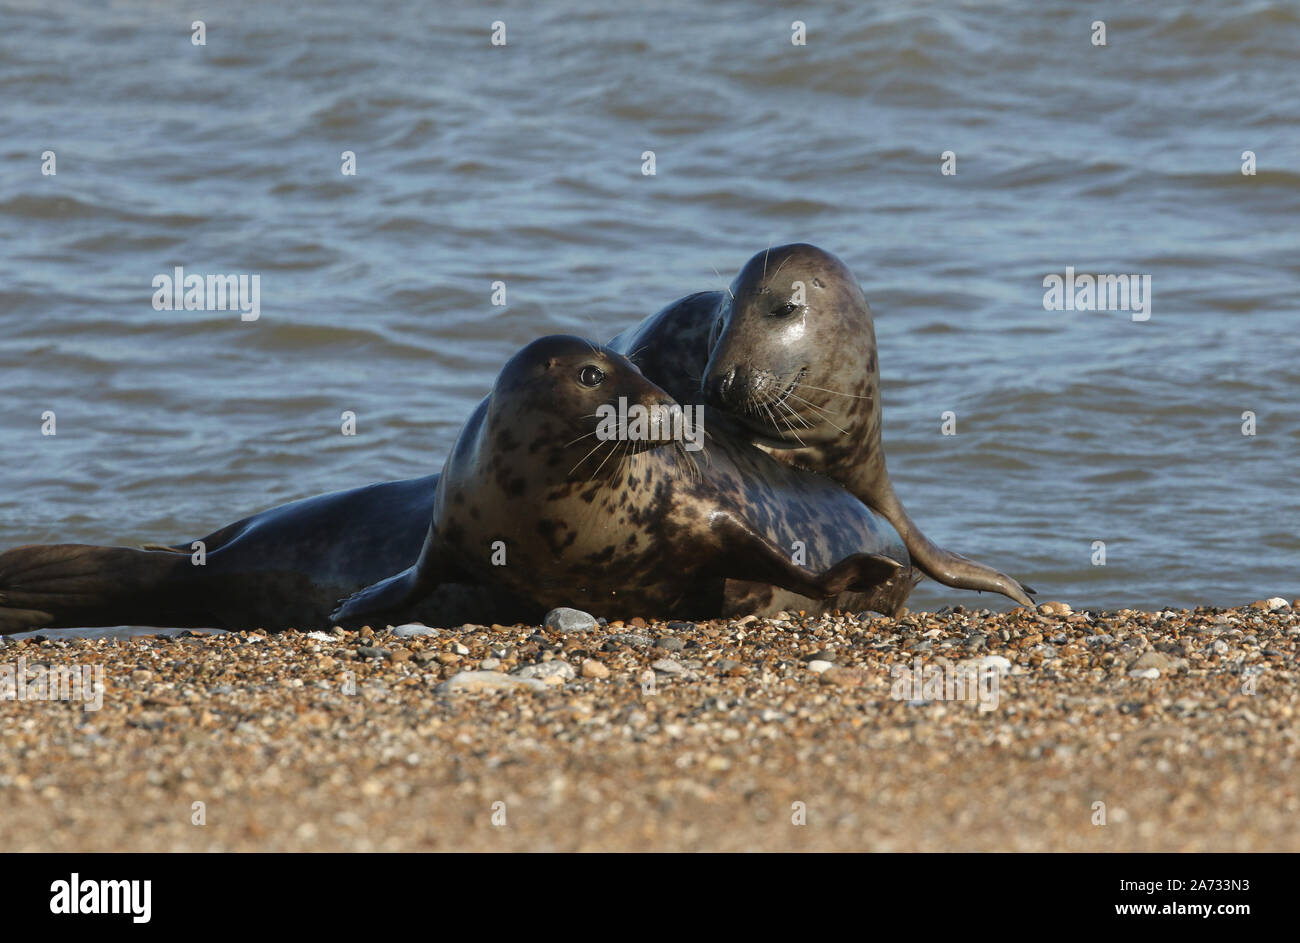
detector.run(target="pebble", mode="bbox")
[1129,651,1187,673]
[356,646,390,660]
[650,658,685,675]
[389,623,439,638]
[436,671,549,694]
[1129,667,1161,680]
[581,659,610,679]
[653,637,684,652]
[963,655,1012,676]
[544,608,599,634]
[1251,597,1290,613]
[1038,602,1073,616]
[513,661,576,683]
[609,633,652,648]
[819,666,867,688]
[806,660,834,674]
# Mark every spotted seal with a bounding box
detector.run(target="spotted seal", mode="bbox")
[331,335,912,624]
[611,243,1035,606]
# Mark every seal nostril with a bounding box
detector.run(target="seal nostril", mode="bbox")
[705,367,736,405]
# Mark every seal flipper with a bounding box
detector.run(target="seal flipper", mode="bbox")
[330,528,465,625]
[708,514,903,600]
[331,565,423,625]
[0,543,199,633]
[861,475,1036,606]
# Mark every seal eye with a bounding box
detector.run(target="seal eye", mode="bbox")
[578,365,605,388]
[773,301,800,317]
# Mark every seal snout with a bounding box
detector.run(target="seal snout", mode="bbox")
[705,363,802,415]
[704,365,737,409]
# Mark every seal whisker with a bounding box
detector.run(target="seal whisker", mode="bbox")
[774,400,809,446]
[795,381,870,400]
[786,391,850,435]
[711,266,734,301]
[569,436,612,478]
[588,437,624,481]
[565,429,601,448]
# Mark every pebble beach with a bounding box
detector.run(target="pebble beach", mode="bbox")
[2,599,1297,853]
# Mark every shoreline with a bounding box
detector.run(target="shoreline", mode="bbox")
[2,602,1296,852]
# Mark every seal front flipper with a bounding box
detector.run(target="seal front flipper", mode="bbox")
[330,531,465,625]
[708,514,902,601]
[331,565,424,625]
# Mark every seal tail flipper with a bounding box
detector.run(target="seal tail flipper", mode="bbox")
[866,477,1035,606]
[0,544,196,633]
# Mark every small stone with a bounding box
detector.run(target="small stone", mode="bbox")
[316,656,336,670]
[963,655,1012,676]
[1038,602,1073,616]
[513,660,576,683]
[544,607,599,634]
[130,669,153,684]
[480,658,501,671]
[388,649,412,664]
[436,671,548,695]
[1250,597,1289,612]
[806,660,834,674]
[609,633,652,648]
[1212,639,1230,655]
[820,666,867,688]
[650,658,685,675]
[435,652,462,666]
[1128,651,1186,673]
[581,659,610,679]
[1128,667,1161,679]
[653,637,684,652]
[389,623,439,638]
[356,646,389,660]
